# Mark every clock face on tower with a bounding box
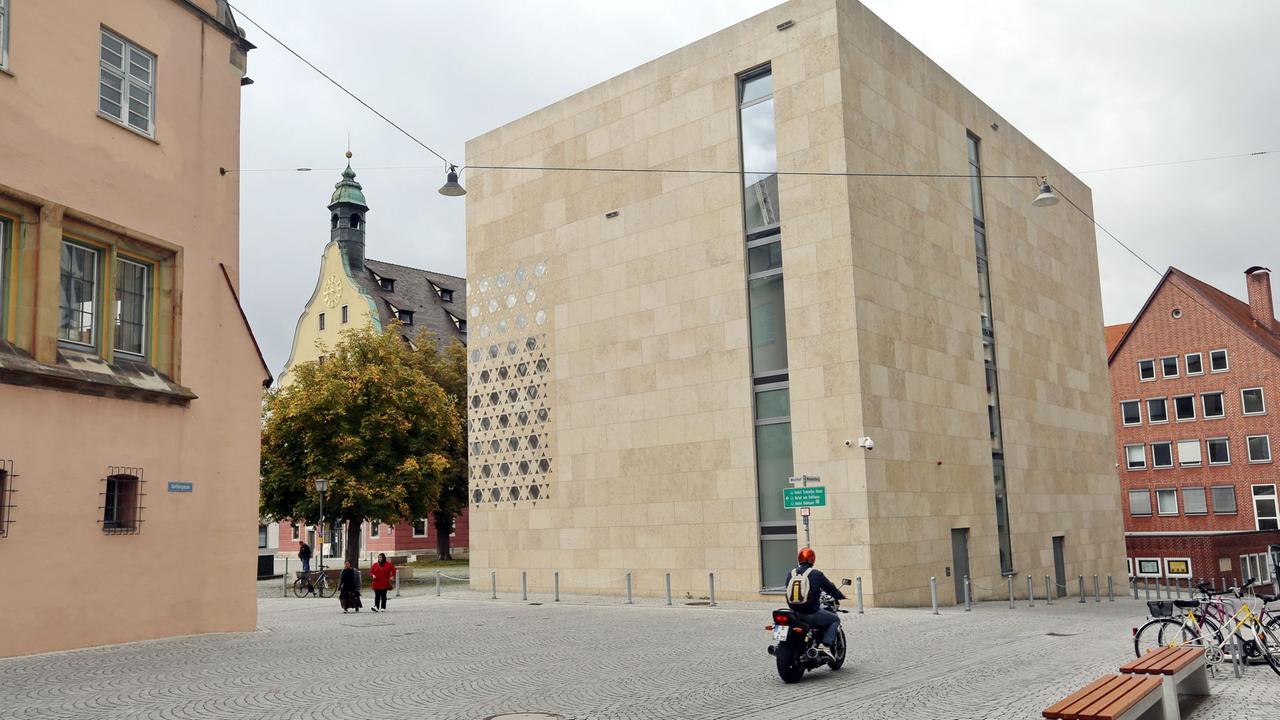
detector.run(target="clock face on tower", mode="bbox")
[323,274,342,308]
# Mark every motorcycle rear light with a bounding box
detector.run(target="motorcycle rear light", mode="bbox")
[793,627,804,633]
[773,613,790,624]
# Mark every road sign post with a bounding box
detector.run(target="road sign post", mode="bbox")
[785,479,825,548]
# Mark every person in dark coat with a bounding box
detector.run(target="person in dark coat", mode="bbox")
[338,561,362,612]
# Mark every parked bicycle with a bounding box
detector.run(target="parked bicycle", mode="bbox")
[293,568,336,598]
[1132,577,1280,675]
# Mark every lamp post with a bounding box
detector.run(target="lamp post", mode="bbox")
[313,478,328,572]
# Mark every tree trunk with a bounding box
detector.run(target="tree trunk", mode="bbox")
[344,518,363,568]
[433,509,453,560]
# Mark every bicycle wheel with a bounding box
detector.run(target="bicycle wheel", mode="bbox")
[1246,620,1280,676]
[292,577,310,598]
[318,575,337,598]
[1134,618,1178,657]
[1163,615,1225,663]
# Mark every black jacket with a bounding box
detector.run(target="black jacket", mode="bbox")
[298,543,312,560]
[338,568,359,593]
[783,563,845,614]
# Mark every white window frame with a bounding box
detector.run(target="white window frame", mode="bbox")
[1177,439,1202,467]
[1211,485,1237,514]
[1146,397,1168,425]
[1138,359,1156,382]
[1160,355,1179,378]
[1201,391,1225,419]
[1173,394,1196,421]
[369,521,380,539]
[1164,557,1193,578]
[1206,437,1231,465]
[1241,387,1266,416]
[1182,487,1207,515]
[99,28,157,138]
[1135,557,1162,578]
[1185,352,1204,376]
[1151,441,1174,469]
[1128,489,1152,516]
[0,0,9,71]
[1209,348,1229,373]
[1240,552,1273,584]
[1120,399,1142,427]
[1125,443,1146,470]
[1252,484,1278,531]
[113,257,150,358]
[291,523,300,541]
[1247,434,1272,464]
[412,518,428,537]
[58,240,101,349]
[1155,488,1179,516]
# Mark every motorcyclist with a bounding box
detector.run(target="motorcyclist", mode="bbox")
[783,547,845,658]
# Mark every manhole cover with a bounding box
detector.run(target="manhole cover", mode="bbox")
[484,714,561,720]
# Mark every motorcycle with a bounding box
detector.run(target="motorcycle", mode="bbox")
[766,578,852,683]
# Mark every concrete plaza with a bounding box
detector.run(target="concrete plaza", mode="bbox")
[3,588,1277,719]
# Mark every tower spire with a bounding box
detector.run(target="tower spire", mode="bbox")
[329,150,369,272]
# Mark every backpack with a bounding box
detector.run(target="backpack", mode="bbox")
[786,567,814,606]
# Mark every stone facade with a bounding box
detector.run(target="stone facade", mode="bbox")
[464,0,1126,606]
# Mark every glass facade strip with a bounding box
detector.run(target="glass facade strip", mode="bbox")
[739,66,797,587]
[969,133,1013,574]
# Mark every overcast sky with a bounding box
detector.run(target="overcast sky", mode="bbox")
[234,1,1279,376]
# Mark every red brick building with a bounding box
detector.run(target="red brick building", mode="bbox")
[1107,266,1280,587]
[278,513,470,563]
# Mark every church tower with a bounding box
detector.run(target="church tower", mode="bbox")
[328,150,368,272]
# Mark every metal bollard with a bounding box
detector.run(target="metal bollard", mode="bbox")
[664,573,671,606]
[1145,579,1151,600]
[1233,632,1244,678]
[395,570,401,598]
[1027,575,1035,607]
[490,570,497,600]
[1078,575,1086,603]
[856,576,864,614]
[930,576,939,615]
[1107,575,1114,602]
[625,572,633,604]
[709,572,717,606]
[964,576,971,612]
[283,557,290,598]
[1093,575,1100,603]
[1175,579,1182,598]
[1131,577,1138,600]
[521,571,528,601]
[1008,575,1015,609]
[554,571,561,602]
[435,570,441,597]
[1045,576,1053,604]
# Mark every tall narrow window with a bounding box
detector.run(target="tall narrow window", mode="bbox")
[114,258,149,357]
[341,304,349,324]
[99,28,157,136]
[59,241,100,347]
[1253,485,1278,530]
[318,312,325,331]
[968,132,1013,574]
[0,0,9,71]
[0,217,9,327]
[738,66,795,588]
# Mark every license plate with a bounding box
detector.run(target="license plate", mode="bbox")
[772,625,789,641]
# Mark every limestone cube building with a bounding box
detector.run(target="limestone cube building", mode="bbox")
[463,0,1126,605]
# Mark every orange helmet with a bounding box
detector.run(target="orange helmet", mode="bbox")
[797,547,816,565]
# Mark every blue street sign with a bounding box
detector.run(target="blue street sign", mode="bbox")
[167,481,193,493]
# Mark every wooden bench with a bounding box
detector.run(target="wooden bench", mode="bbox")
[1120,647,1209,720]
[1043,674,1164,720]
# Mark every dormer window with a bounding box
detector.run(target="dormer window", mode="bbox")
[398,310,414,324]
[440,288,453,303]
[451,314,466,333]
[380,278,394,292]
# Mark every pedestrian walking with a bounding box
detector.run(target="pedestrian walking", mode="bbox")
[370,553,396,612]
[338,561,362,613]
[298,540,312,574]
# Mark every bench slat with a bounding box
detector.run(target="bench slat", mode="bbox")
[1044,674,1161,720]
[1120,646,1204,675]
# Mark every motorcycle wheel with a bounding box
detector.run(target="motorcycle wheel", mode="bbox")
[828,628,847,670]
[775,643,806,683]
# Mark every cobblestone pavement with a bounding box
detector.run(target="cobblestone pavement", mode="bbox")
[4,590,1278,719]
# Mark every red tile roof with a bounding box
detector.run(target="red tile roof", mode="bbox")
[1104,323,1130,356]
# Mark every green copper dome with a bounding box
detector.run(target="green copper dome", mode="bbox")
[329,163,367,207]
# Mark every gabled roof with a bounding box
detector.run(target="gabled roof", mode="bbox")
[356,258,467,348]
[1104,323,1130,356]
[1107,267,1280,364]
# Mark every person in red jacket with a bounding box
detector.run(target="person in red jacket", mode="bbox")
[369,553,397,612]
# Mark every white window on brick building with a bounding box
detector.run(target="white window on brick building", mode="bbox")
[1128,490,1152,516]
[1151,442,1173,468]
[1242,387,1266,415]
[1209,349,1229,372]
[1185,352,1204,375]
[1121,400,1142,426]
[1147,398,1168,424]
[1182,487,1207,515]
[1252,485,1278,531]
[1176,439,1202,467]
[1174,395,1196,421]
[1206,437,1230,465]
[1211,486,1236,514]
[1160,355,1179,378]
[412,518,428,537]
[1247,435,1271,463]
[1125,444,1146,470]
[1240,552,1273,583]
[1155,488,1179,515]
[1138,359,1156,381]
[1201,392,1225,418]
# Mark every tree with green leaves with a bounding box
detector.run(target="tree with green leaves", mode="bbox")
[260,325,463,567]
[407,334,468,559]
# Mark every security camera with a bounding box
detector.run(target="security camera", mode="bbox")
[857,436,875,451]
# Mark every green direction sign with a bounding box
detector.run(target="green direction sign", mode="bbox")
[783,486,826,509]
